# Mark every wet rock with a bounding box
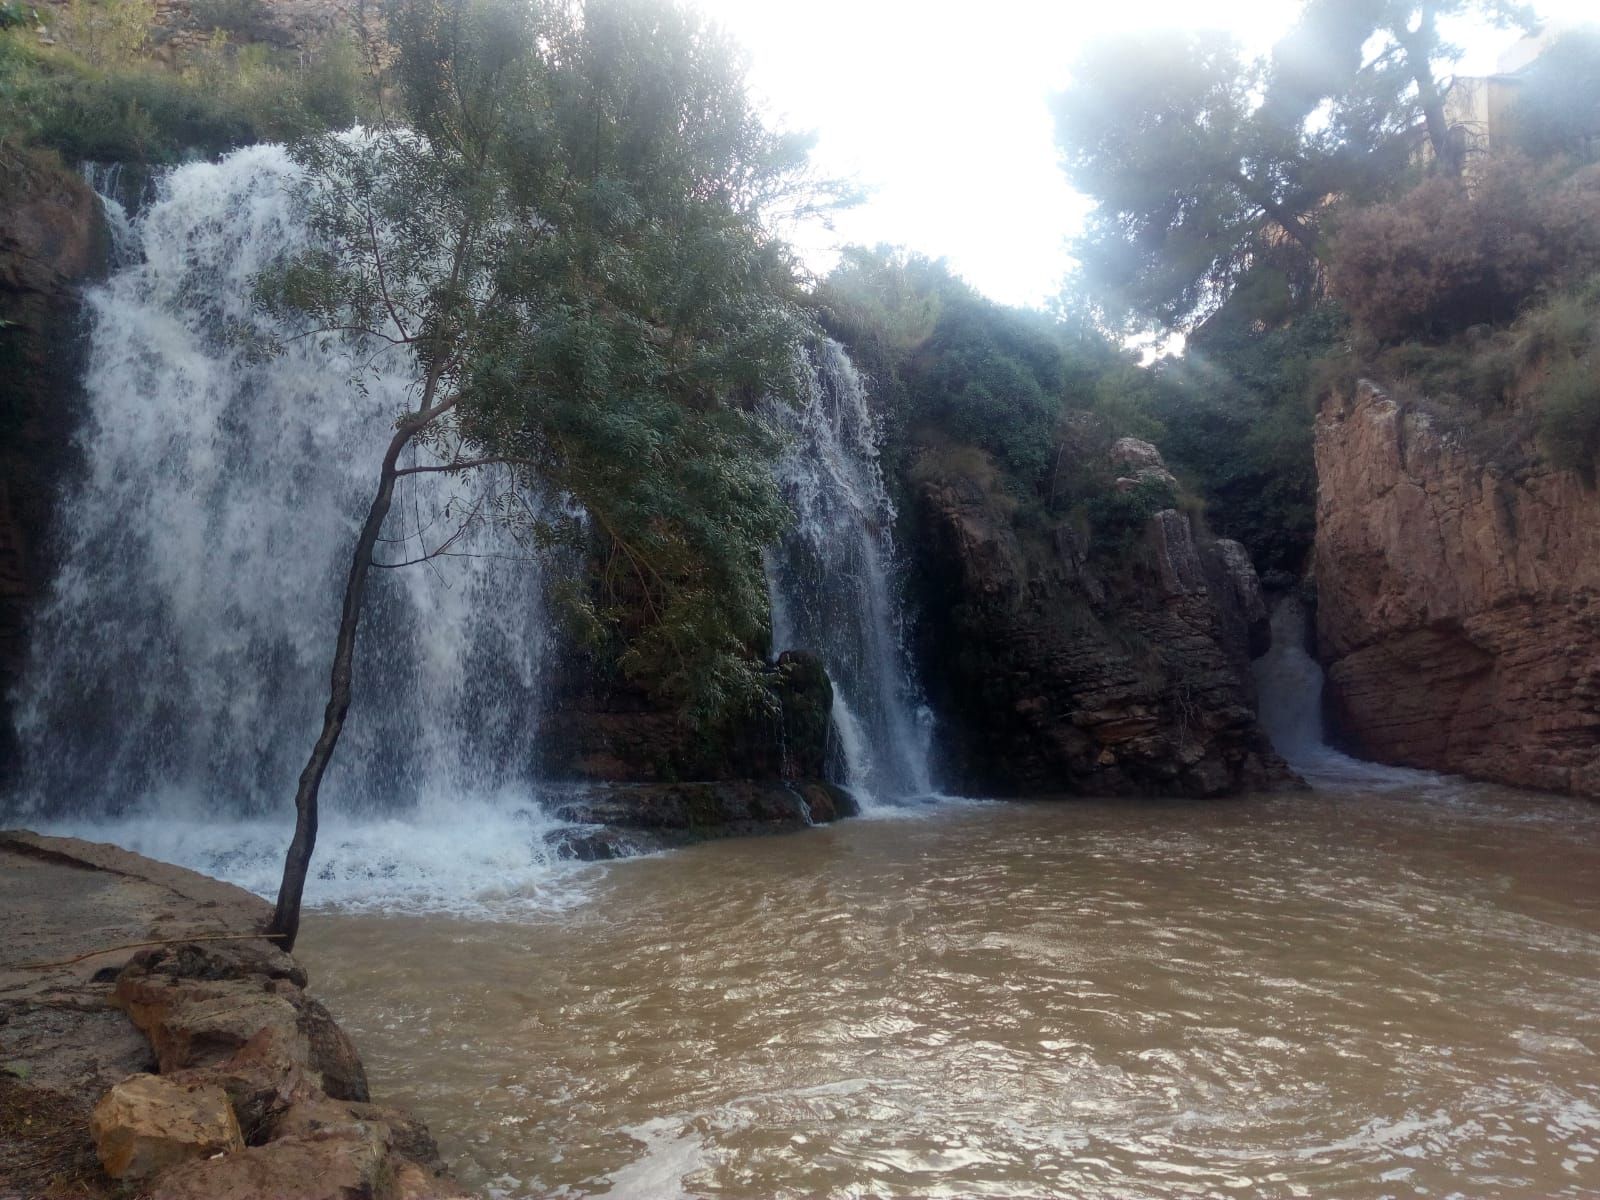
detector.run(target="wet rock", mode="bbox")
[552,780,826,840]
[164,1025,324,1145]
[114,942,368,1104]
[0,154,107,768]
[538,646,836,791]
[298,998,370,1103]
[911,443,1297,797]
[90,1072,243,1182]
[0,835,461,1199]
[272,1098,441,1169]
[1314,379,1600,795]
[146,1128,387,1200]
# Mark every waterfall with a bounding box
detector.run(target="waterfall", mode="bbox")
[4,143,571,913]
[1251,596,1327,762]
[1253,594,1437,790]
[767,340,934,806]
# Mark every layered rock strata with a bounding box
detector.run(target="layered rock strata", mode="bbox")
[1314,380,1600,795]
[0,831,467,1200]
[913,441,1296,797]
[539,647,856,848]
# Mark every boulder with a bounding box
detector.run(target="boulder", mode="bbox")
[90,1072,243,1182]
[115,943,369,1102]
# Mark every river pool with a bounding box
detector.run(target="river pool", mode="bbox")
[300,773,1600,1199]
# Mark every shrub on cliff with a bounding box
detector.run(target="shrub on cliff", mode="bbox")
[1327,160,1600,342]
[1537,355,1600,475]
[0,15,370,164]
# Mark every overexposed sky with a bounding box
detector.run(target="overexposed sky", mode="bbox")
[695,0,1595,309]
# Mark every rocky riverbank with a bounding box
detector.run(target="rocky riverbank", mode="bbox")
[0,831,468,1200]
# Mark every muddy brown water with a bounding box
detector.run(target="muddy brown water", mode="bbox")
[300,781,1600,1199]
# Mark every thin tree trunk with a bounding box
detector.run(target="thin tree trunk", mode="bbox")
[1399,4,1461,176]
[266,414,426,951]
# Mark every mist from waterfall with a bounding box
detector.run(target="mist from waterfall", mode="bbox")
[767,340,935,807]
[5,143,573,912]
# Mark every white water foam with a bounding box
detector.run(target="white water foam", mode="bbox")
[35,793,592,918]
[8,141,574,914]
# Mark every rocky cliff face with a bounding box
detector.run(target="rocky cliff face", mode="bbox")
[912,440,1296,798]
[0,154,106,770]
[1315,381,1600,796]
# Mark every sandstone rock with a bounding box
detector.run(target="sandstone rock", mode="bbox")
[146,1129,388,1200]
[272,1098,441,1169]
[1315,380,1600,795]
[550,780,823,850]
[90,1072,243,1182]
[1147,509,1208,596]
[116,969,308,1073]
[1109,437,1166,472]
[538,648,836,789]
[1109,436,1180,490]
[165,1025,324,1144]
[390,1159,478,1200]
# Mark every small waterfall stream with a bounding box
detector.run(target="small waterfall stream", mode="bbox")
[1253,594,1439,789]
[6,144,572,912]
[767,341,935,806]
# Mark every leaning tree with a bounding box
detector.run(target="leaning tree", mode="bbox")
[261,0,822,949]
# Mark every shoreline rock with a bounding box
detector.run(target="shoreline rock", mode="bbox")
[0,830,471,1200]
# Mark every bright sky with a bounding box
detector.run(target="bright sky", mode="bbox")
[694,0,1596,310]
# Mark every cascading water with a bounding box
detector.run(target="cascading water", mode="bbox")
[5,143,574,913]
[1253,593,1438,789]
[767,340,934,806]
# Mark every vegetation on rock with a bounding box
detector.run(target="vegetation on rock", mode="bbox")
[259,0,828,946]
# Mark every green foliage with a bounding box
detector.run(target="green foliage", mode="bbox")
[1135,305,1350,573]
[1053,2,1543,335]
[1052,30,1326,334]
[1080,474,1178,553]
[0,4,34,31]
[54,0,154,68]
[261,0,820,722]
[819,245,1136,489]
[1537,355,1600,474]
